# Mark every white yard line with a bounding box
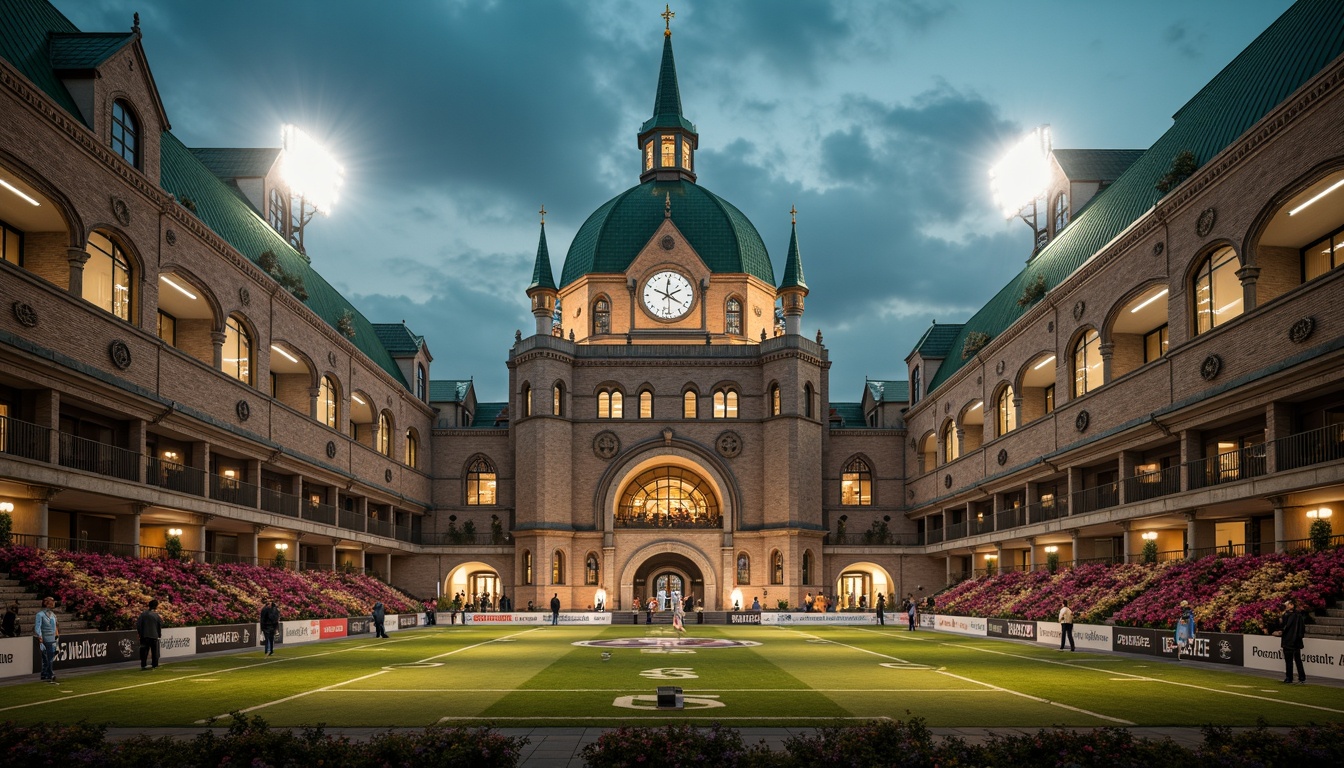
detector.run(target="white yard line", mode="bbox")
[438,715,894,722]
[330,687,990,693]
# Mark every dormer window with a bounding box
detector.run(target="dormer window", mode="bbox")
[644,144,654,172]
[661,135,675,168]
[268,188,287,235]
[1053,192,1069,233]
[111,100,139,168]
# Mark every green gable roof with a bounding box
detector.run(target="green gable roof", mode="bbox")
[829,402,866,429]
[429,380,471,403]
[560,180,774,287]
[910,323,963,360]
[0,0,81,115]
[866,380,909,403]
[470,402,508,428]
[1052,149,1144,182]
[190,147,281,180]
[49,32,134,71]
[926,0,1344,394]
[371,323,426,356]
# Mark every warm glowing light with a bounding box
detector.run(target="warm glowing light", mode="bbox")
[594,588,607,608]
[160,275,198,300]
[0,178,40,206]
[1044,545,1059,553]
[271,344,300,364]
[1130,288,1169,313]
[989,126,1052,219]
[0,501,14,513]
[162,450,180,462]
[224,469,236,479]
[1307,508,1333,519]
[351,393,366,406]
[1141,531,1158,541]
[1289,178,1344,216]
[1215,299,1243,316]
[983,553,998,561]
[275,542,289,551]
[167,528,183,537]
[280,125,344,215]
[1033,355,1056,370]
[729,588,744,610]
[970,401,983,412]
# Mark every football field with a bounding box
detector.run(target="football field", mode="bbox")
[3,624,1342,728]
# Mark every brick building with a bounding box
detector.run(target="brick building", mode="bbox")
[1,0,1341,611]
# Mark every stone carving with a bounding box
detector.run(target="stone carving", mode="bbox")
[1288,316,1316,344]
[995,360,1005,375]
[660,235,675,250]
[385,468,393,483]
[108,340,132,370]
[944,474,952,489]
[165,229,177,246]
[1075,410,1090,433]
[1072,301,1086,321]
[1196,207,1217,237]
[593,431,620,460]
[325,441,337,459]
[1200,354,1222,381]
[1152,241,1164,256]
[997,448,1008,466]
[1047,321,1055,333]
[111,196,130,226]
[716,431,742,458]
[239,287,250,306]
[12,301,38,328]
[235,400,251,422]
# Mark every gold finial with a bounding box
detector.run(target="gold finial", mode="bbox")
[665,192,672,219]
[662,4,674,36]
[790,205,797,225]
[539,204,547,225]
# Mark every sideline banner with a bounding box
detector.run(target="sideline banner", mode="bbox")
[384,614,401,632]
[1243,634,1344,680]
[32,631,138,673]
[1111,626,1159,655]
[0,636,35,679]
[933,614,988,636]
[761,612,877,625]
[195,623,255,653]
[1035,621,1112,651]
[397,613,422,629]
[280,619,322,645]
[987,618,1038,641]
[463,612,613,625]
[348,616,372,636]
[728,612,761,625]
[160,627,196,658]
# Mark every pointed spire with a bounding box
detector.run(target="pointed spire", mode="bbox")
[780,206,807,291]
[640,12,696,136]
[528,206,556,291]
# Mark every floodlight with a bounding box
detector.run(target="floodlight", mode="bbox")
[168,528,183,537]
[280,125,343,215]
[989,126,1052,220]
[1307,508,1333,519]
[1044,545,1058,553]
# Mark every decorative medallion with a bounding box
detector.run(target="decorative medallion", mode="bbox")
[12,301,38,328]
[1075,410,1090,433]
[235,400,251,422]
[165,229,177,246]
[386,395,393,407]
[108,340,132,370]
[1047,321,1055,333]
[239,287,251,306]
[1288,316,1316,344]
[1152,241,1164,256]
[944,475,952,489]
[1200,354,1222,381]
[325,441,337,459]
[327,351,337,367]
[593,431,620,460]
[1072,300,1086,321]
[716,431,742,459]
[111,196,131,226]
[385,469,393,483]
[1196,207,1217,237]
[753,305,762,317]
[996,360,1006,375]
[660,235,676,251]
[997,448,1008,466]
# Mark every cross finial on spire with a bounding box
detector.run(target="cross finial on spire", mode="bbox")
[790,205,797,225]
[132,12,140,32]
[665,192,672,218]
[539,204,547,225]
[662,4,674,37]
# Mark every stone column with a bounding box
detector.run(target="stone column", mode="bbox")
[66,246,89,298]
[1012,396,1024,435]
[1099,342,1115,384]
[307,386,320,420]
[1236,265,1261,312]
[210,331,226,369]
[382,553,394,584]
[1066,466,1082,516]
[1070,529,1081,567]
[1118,451,1138,504]
[1265,402,1293,473]
[1120,521,1132,563]
[1026,537,1037,571]
[1185,511,1198,559]
[247,459,263,508]
[356,496,369,532]
[1271,498,1286,554]
[1178,429,1201,491]
[34,389,59,465]
[128,419,148,484]
[244,525,261,566]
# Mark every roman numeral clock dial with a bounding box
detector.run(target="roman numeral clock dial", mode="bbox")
[642,270,694,320]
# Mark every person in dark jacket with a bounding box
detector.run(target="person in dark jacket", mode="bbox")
[260,599,280,656]
[372,601,388,638]
[1,602,18,637]
[875,593,886,626]
[136,599,162,670]
[550,593,561,626]
[1273,597,1308,684]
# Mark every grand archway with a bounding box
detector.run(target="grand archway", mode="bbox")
[633,551,703,610]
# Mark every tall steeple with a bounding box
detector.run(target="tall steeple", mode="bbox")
[638,5,698,183]
[526,206,558,336]
[778,206,809,336]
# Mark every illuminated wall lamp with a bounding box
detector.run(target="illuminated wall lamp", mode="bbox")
[983,554,998,561]
[167,528,183,537]
[1306,508,1333,519]
[1141,531,1158,541]
[0,501,15,513]
[1043,546,1059,554]
[275,542,290,551]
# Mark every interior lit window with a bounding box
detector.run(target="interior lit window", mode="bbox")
[997,385,1016,435]
[521,383,532,417]
[598,389,624,419]
[377,411,392,456]
[942,420,959,463]
[771,551,784,585]
[1044,385,1055,414]
[552,551,565,584]
[0,219,23,265]
[110,100,139,168]
[639,390,653,419]
[736,553,750,584]
[713,389,738,418]
[1144,325,1169,363]
[681,139,692,170]
[771,385,781,416]
[318,375,338,428]
[593,298,611,335]
[405,428,417,468]
[661,135,675,167]
[1194,246,1243,334]
[585,553,599,585]
[1303,227,1342,281]
[522,550,533,584]
[84,231,132,321]
[1073,329,1102,396]
[683,390,697,419]
[553,383,563,416]
[157,310,176,346]
[466,456,497,505]
[841,458,872,505]
[223,315,251,384]
[726,297,742,335]
[644,143,654,172]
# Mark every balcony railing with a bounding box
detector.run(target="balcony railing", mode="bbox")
[945,520,967,540]
[303,501,337,526]
[995,507,1026,530]
[146,457,206,496]
[368,518,392,538]
[970,516,994,536]
[0,414,52,462]
[59,432,139,482]
[1188,443,1268,490]
[1274,423,1344,471]
[210,474,259,508]
[338,508,366,532]
[1025,499,1067,524]
[614,513,723,529]
[1123,465,1181,502]
[260,488,300,518]
[1071,481,1119,516]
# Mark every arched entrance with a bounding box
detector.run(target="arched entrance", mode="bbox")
[445,561,505,610]
[633,552,703,610]
[834,561,894,611]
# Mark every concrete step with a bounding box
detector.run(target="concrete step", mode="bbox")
[1312,615,1344,626]
[1322,608,1344,619]
[1305,625,1343,637]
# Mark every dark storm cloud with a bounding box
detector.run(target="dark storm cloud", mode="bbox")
[1163,21,1203,60]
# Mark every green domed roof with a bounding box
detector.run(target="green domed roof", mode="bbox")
[559,180,774,288]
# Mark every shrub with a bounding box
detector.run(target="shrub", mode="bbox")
[961,330,991,360]
[1017,273,1047,308]
[0,510,11,546]
[783,718,939,767]
[1155,149,1198,194]
[581,723,776,768]
[1143,539,1158,564]
[164,534,183,561]
[1046,551,1059,573]
[1310,518,1333,552]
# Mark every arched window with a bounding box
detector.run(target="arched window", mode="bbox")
[598,389,624,418]
[84,231,132,321]
[268,188,286,235]
[726,297,743,335]
[639,389,653,419]
[802,550,813,585]
[553,383,564,416]
[1053,192,1069,233]
[770,384,781,416]
[110,99,139,168]
[713,388,739,418]
[1194,246,1243,334]
[996,385,1017,436]
[416,365,427,402]
[318,375,338,428]
[804,383,815,418]
[911,366,922,404]
[521,383,532,417]
[661,135,675,167]
[466,456,497,505]
[377,411,392,456]
[683,390,698,419]
[1072,329,1102,397]
[841,458,872,505]
[223,315,252,385]
[552,551,565,584]
[770,550,784,585]
[593,297,611,335]
[522,550,533,585]
[616,466,721,528]
[942,420,959,463]
[736,552,750,585]
[585,553,599,585]
[405,428,418,468]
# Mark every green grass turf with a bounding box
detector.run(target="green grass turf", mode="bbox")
[2,624,1342,728]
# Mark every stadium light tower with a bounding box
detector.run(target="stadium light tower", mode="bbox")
[279,124,344,254]
[989,125,1052,257]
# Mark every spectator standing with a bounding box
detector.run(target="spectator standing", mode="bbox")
[1174,600,1197,659]
[136,598,162,670]
[550,593,561,626]
[2,601,18,637]
[373,601,388,638]
[804,592,813,613]
[1058,599,1075,651]
[875,593,886,626]
[33,596,59,683]
[1273,597,1307,684]
[750,596,761,610]
[260,599,280,656]
[906,593,917,631]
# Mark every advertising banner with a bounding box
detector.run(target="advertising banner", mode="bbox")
[987,618,1038,641]
[0,636,35,679]
[1152,628,1242,665]
[1243,635,1344,681]
[384,615,401,632]
[347,617,372,636]
[318,618,348,640]
[933,614,988,636]
[159,627,196,659]
[462,612,614,625]
[760,612,877,625]
[1111,626,1159,656]
[33,631,139,672]
[398,614,420,629]
[280,619,322,645]
[196,623,256,653]
[728,612,762,625]
[919,613,936,629]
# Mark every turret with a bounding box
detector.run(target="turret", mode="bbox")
[526,206,558,336]
[778,206,808,335]
[637,6,697,183]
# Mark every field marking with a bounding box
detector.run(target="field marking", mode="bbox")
[439,715,894,722]
[790,628,1132,725]
[947,643,1344,716]
[206,628,547,722]
[327,687,991,693]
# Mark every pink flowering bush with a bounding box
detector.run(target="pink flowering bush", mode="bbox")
[0,545,419,630]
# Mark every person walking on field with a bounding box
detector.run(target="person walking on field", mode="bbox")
[1273,597,1307,684]
[372,601,388,638]
[1174,600,1197,659]
[34,596,59,683]
[906,593,917,631]
[1058,599,1075,651]
[875,593,886,626]
[550,593,561,626]
[137,598,162,669]
[260,599,280,656]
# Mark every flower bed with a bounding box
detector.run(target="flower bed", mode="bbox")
[0,546,420,630]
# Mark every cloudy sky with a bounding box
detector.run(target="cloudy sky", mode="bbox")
[60,0,1293,402]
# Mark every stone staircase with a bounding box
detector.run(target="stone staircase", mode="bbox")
[1306,606,1344,639]
[0,573,95,634]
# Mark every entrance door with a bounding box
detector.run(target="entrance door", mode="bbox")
[838,571,871,610]
[654,572,684,609]
[469,572,499,610]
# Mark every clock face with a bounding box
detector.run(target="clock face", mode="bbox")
[642,270,695,320]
